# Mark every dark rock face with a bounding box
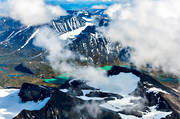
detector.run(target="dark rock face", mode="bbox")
[60,80,95,90]
[165,113,180,119]
[0,9,129,66]
[52,15,86,34]
[18,83,54,102]
[69,26,113,64]
[69,25,126,65]
[14,66,180,119]
[133,81,173,111]
[86,91,123,99]
[108,66,180,118]
[0,17,22,33]
[108,65,141,76]
[15,90,121,119]
[146,92,172,111]
[60,80,96,96]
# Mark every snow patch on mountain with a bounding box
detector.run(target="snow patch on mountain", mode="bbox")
[119,106,172,119]
[0,26,30,45]
[147,87,169,94]
[78,96,105,101]
[17,29,39,51]
[0,89,50,119]
[59,22,93,40]
[100,96,143,112]
[77,89,105,100]
[82,17,93,22]
[100,97,172,119]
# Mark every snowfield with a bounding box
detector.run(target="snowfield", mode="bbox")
[98,73,172,119]
[0,72,172,119]
[59,22,94,40]
[107,72,140,96]
[147,87,169,94]
[0,89,50,119]
[100,97,172,119]
[86,72,140,96]
[76,72,172,119]
[119,106,172,119]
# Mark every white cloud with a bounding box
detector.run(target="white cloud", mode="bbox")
[91,5,108,9]
[34,26,140,95]
[104,3,122,18]
[103,0,180,76]
[66,0,75,2]
[0,0,67,25]
[74,102,102,118]
[73,67,108,88]
[34,27,75,73]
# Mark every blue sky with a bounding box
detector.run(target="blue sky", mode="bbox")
[0,0,117,10]
[46,0,116,10]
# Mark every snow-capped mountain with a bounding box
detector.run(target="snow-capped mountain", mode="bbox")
[0,9,127,64]
[0,9,179,119]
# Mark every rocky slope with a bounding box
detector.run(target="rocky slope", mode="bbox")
[0,9,126,64]
[13,66,179,119]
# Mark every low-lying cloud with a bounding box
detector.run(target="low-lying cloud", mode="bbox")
[74,102,102,118]
[0,0,67,25]
[34,26,75,73]
[74,67,140,96]
[103,0,180,76]
[34,28,139,95]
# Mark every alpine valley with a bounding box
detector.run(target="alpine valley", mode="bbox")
[0,2,179,119]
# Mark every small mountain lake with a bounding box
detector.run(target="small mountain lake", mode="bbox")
[43,65,180,85]
[44,73,71,84]
[44,65,114,84]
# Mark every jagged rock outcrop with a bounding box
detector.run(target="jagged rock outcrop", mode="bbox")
[60,80,95,90]
[15,88,121,119]
[14,65,180,119]
[0,10,130,65]
[18,83,54,102]
[86,91,123,99]
[52,15,86,34]
[108,66,180,118]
